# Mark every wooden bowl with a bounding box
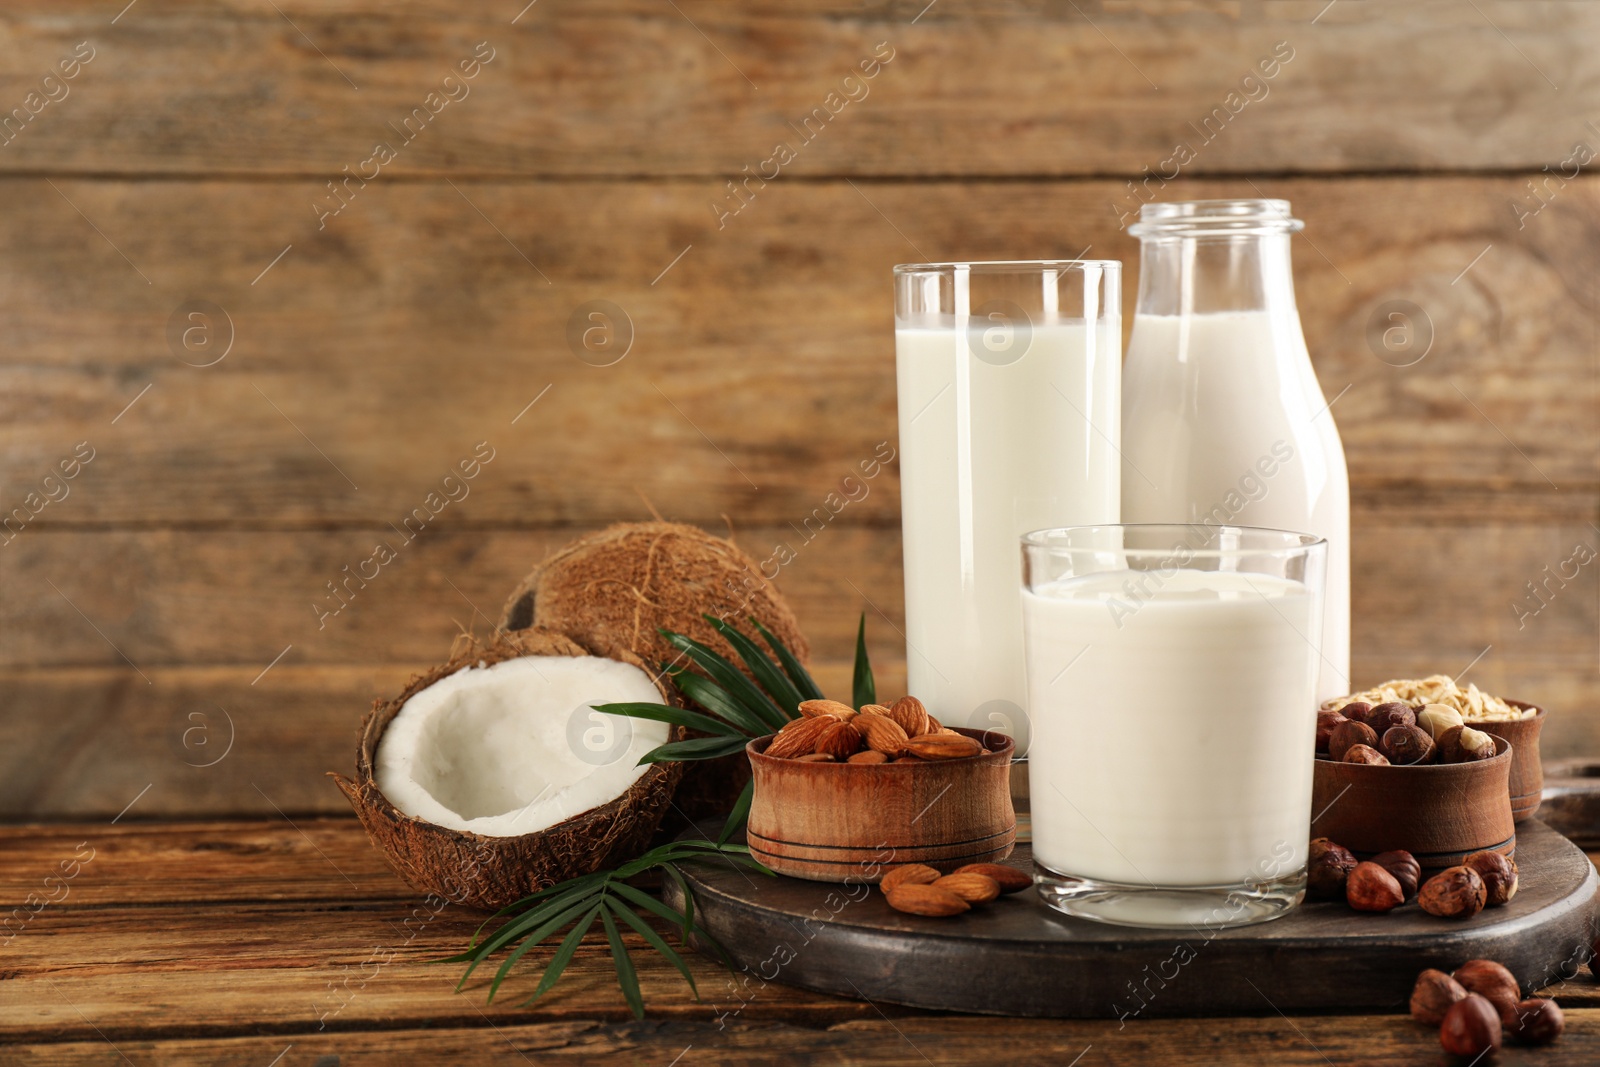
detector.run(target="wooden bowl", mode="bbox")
[1310,736,1515,872]
[1476,701,1545,822]
[745,727,1016,883]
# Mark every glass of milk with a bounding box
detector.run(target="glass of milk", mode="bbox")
[1022,523,1326,929]
[894,261,1121,755]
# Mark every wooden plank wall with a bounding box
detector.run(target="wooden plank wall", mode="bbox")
[1,0,1596,818]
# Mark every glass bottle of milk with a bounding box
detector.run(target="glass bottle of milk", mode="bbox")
[1122,200,1349,703]
[894,261,1122,746]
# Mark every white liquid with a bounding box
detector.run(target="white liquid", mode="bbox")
[1024,569,1318,886]
[1122,310,1349,704]
[896,322,1119,736]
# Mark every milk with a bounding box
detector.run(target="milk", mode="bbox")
[896,323,1119,734]
[1122,310,1350,704]
[1023,569,1318,886]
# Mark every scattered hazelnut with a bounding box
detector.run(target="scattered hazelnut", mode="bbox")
[1410,968,1468,1026]
[1328,719,1379,760]
[1510,997,1564,1045]
[1307,837,1347,865]
[1341,744,1390,766]
[1306,850,1357,901]
[1460,851,1518,907]
[1371,850,1421,900]
[1315,710,1348,754]
[1346,861,1404,912]
[1416,703,1464,741]
[1367,701,1417,734]
[1437,724,1496,763]
[1379,724,1436,766]
[1419,867,1487,920]
[1453,959,1520,1025]
[1440,994,1502,1057]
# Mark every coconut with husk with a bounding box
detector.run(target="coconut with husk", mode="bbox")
[332,627,683,910]
[500,521,809,820]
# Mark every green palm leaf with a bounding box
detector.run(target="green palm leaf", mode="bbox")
[704,615,804,716]
[753,618,825,701]
[601,903,645,1019]
[852,612,876,708]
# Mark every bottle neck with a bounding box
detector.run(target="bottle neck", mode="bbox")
[1133,232,1300,319]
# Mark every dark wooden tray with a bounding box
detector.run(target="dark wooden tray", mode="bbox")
[667,818,1598,1018]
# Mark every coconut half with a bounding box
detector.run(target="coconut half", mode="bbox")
[499,521,810,820]
[333,628,683,910]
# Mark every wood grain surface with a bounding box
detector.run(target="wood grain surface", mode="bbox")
[2,819,1598,1063]
[1,3,1595,824]
[0,2,1596,177]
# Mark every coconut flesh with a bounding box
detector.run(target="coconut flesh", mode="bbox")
[375,654,669,838]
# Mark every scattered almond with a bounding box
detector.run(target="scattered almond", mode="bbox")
[886,695,931,737]
[885,883,969,917]
[815,720,864,759]
[904,732,983,760]
[933,872,1001,904]
[880,864,941,893]
[847,749,888,765]
[955,863,1032,893]
[765,716,832,758]
[798,699,857,720]
[858,713,911,755]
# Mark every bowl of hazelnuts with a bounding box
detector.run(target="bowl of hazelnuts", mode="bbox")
[1310,697,1515,872]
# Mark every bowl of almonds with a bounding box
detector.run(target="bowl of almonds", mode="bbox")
[744,695,1016,882]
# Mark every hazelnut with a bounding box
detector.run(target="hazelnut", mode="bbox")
[1306,850,1357,901]
[1341,744,1390,766]
[1328,719,1379,760]
[1417,703,1465,741]
[1346,861,1404,912]
[1440,994,1502,1057]
[1371,850,1421,900]
[1307,837,1349,865]
[1367,701,1417,734]
[1379,724,1436,766]
[1314,710,1348,754]
[1338,699,1374,721]
[1462,851,1518,907]
[1410,968,1468,1025]
[1419,867,1487,920]
[1437,724,1496,763]
[1510,997,1563,1045]
[1453,959,1520,1023]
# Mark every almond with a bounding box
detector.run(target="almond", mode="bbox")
[925,713,943,733]
[885,883,968,917]
[886,695,931,737]
[847,749,888,765]
[904,732,983,760]
[798,699,856,720]
[858,703,893,716]
[955,863,1032,893]
[815,720,864,759]
[858,713,911,755]
[795,752,836,762]
[933,872,1001,904]
[880,864,940,893]
[765,716,832,758]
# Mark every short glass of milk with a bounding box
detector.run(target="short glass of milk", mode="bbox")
[893,261,1121,750]
[1021,524,1327,929]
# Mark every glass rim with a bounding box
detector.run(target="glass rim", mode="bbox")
[1130,198,1303,238]
[1021,522,1327,558]
[893,259,1122,275]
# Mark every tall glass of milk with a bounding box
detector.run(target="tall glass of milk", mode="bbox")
[894,261,1121,752]
[1022,524,1326,929]
[1122,200,1349,705]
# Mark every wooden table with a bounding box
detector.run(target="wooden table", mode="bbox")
[5,819,1599,1064]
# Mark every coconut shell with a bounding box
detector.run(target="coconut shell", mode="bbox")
[330,627,683,911]
[499,521,810,821]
